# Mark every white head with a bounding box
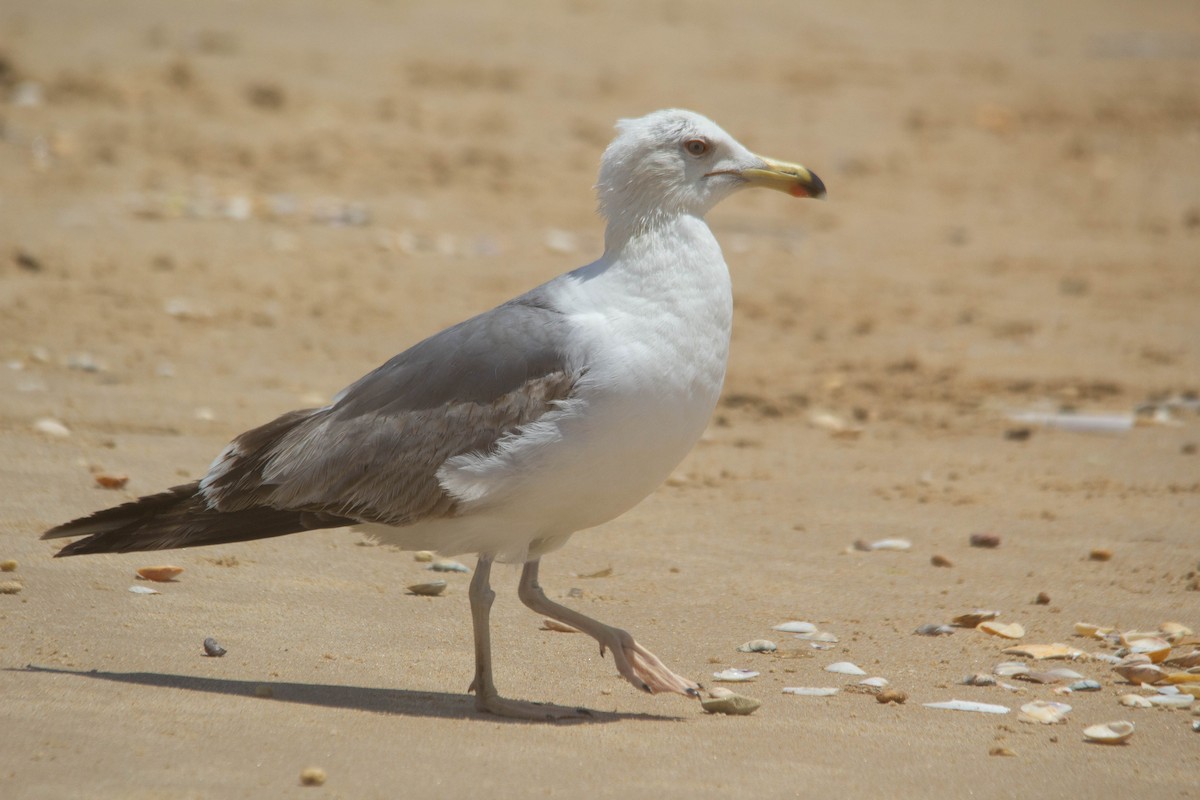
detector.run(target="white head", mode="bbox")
[595,109,824,240]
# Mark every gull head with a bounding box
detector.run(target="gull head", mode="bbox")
[596,109,825,235]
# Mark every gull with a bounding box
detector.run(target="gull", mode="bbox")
[42,109,825,720]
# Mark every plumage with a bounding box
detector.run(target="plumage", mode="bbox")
[43,109,825,719]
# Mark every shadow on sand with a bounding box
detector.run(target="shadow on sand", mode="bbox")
[14,664,685,725]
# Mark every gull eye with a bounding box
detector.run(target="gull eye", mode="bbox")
[683,138,710,157]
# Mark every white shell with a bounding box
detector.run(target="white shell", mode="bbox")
[712,668,759,682]
[128,585,160,595]
[1146,694,1193,709]
[923,700,1010,714]
[737,639,777,653]
[794,631,839,643]
[994,662,1031,678]
[859,677,889,688]
[866,538,912,551]
[772,621,817,634]
[1020,700,1072,724]
[1118,694,1152,708]
[825,661,867,676]
[1082,721,1134,744]
[782,687,839,696]
[33,418,71,438]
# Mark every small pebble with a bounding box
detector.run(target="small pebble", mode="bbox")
[1089,548,1114,562]
[33,418,71,438]
[1035,591,1051,605]
[94,473,129,489]
[203,637,227,657]
[0,559,17,572]
[876,689,907,705]
[299,767,326,787]
[413,551,435,563]
[406,580,447,597]
[0,581,23,595]
[969,533,1001,548]
[930,554,953,568]
[701,693,762,716]
[989,747,1017,757]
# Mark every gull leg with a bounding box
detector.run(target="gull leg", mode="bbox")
[467,554,589,721]
[518,558,700,698]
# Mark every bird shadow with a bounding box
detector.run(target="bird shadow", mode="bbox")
[13,664,685,725]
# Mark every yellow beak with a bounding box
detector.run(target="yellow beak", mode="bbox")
[738,156,827,199]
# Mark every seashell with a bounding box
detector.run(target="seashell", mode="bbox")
[737,639,777,653]
[1074,622,1114,639]
[859,677,889,688]
[1165,650,1200,669]
[94,473,129,489]
[1118,694,1152,708]
[712,668,759,682]
[136,565,183,582]
[1001,643,1084,660]
[772,621,816,634]
[701,693,762,716]
[33,418,71,438]
[203,637,227,657]
[876,689,907,705]
[993,662,1030,678]
[429,560,470,573]
[1020,668,1084,684]
[1163,671,1200,685]
[1173,684,1200,698]
[413,551,435,563]
[1113,662,1167,685]
[1082,721,1134,744]
[406,581,447,597]
[1020,700,1071,724]
[1127,637,1172,663]
[915,624,955,636]
[978,621,1025,639]
[128,585,159,594]
[861,538,912,551]
[923,700,1010,714]
[782,687,839,696]
[963,673,997,686]
[1089,652,1122,665]
[1146,694,1193,709]
[1067,680,1102,692]
[1120,630,1162,644]
[1159,621,1193,642]
[541,618,578,632]
[952,610,999,628]
[825,661,866,676]
[794,631,839,643]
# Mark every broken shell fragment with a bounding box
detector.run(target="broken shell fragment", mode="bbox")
[993,662,1031,678]
[859,677,889,688]
[1113,662,1167,685]
[856,538,911,551]
[923,699,1010,714]
[406,580,447,597]
[782,687,839,696]
[1020,668,1084,685]
[136,565,183,582]
[1019,700,1072,724]
[1166,650,1200,669]
[1127,637,1172,663]
[772,621,816,634]
[94,473,129,489]
[203,637,227,657]
[1002,643,1085,660]
[794,631,839,643]
[978,621,1025,639]
[952,610,999,628]
[1146,694,1194,709]
[713,668,759,682]
[737,639,777,653]
[429,560,469,573]
[128,585,159,595]
[701,693,762,716]
[1082,721,1134,744]
[1119,694,1153,708]
[1074,622,1114,639]
[1159,622,1193,642]
[1067,680,1102,692]
[825,661,866,676]
[915,624,955,636]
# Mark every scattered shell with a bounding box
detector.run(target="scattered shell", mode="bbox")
[1034,592,1051,605]
[429,560,470,573]
[413,551,434,563]
[1067,680,1102,692]
[1082,721,1134,744]
[825,661,867,676]
[128,585,159,595]
[857,538,911,551]
[782,687,839,696]
[1159,622,1193,642]
[0,581,23,595]
[1074,622,1114,639]
[1174,684,1200,698]
[1146,695,1193,709]
[1009,412,1135,434]
[1127,637,1172,663]
[737,639,777,653]
[923,700,1010,714]
[876,689,907,705]
[137,565,183,582]
[1020,700,1072,724]
[1002,643,1084,660]
[930,554,953,568]
[1020,668,1084,685]
[963,673,998,687]
[794,631,839,643]
[541,618,578,633]
[203,637,227,657]
[969,533,1001,548]
[299,767,327,787]
[33,418,71,438]
[0,560,16,572]
[406,580,447,597]
[952,610,999,628]
[1166,650,1200,669]
[772,621,816,634]
[1113,662,1167,685]
[94,473,129,489]
[978,621,1025,639]
[1119,694,1153,708]
[994,662,1031,678]
[701,693,762,716]
[713,668,759,682]
[915,624,955,636]
[859,677,889,688]
[1089,548,1114,562]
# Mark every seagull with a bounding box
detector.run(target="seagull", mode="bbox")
[42,109,826,720]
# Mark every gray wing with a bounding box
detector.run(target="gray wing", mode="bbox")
[200,293,581,526]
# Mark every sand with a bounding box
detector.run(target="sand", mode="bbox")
[1,1,1198,797]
